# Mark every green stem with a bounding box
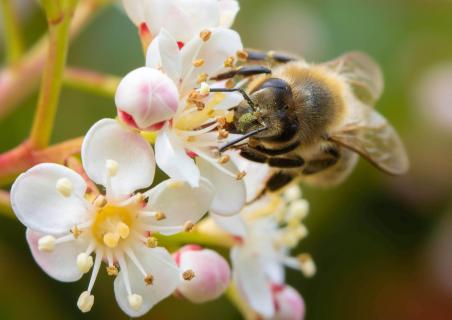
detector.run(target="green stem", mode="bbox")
[155,229,236,249]
[0,0,108,120]
[63,67,120,97]
[29,0,78,149]
[0,0,24,64]
[0,190,13,218]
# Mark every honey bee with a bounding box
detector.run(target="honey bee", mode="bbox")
[210,51,409,192]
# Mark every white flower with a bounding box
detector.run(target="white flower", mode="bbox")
[117,27,246,216]
[122,0,240,43]
[11,119,215,317]
[214,186,313,318]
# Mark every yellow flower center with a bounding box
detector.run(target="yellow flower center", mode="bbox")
[91,204,136,248]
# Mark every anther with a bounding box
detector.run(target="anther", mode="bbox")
[298,253,316,278]
[283,185,301,202]
[106,159,119,177]
[236,171,247,180]
[103,232,120,248]
[93,195,107,208]
[155,212,166,221]
[117,222,130,239]
[77,291,94,313]
[77,253,94,274]
[128,294,143,310]
[236,50,249,61]
[195,101,205,111]
[218,129,229,139]
[199,82,210,96]
[217,117,226,128]
[197,72,208,83]
[146,236,158,248]
[218,154,230,164]
[106,265,119,276]
[200,29,212,41]
[193,59,205,67]
[225,111,234,123]
[38,235,56,252]
[56,178,73,197]
[288,199,309,221]
[184,221,195,232]
[224,56,234,68]
[71,225,82,239]
[182,269,196,281]
[144,274,154,286]
[225,79,235,89]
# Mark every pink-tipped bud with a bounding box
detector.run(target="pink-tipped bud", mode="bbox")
[115,67,179,130]
[174,245,231,303]
[272,284,306,320]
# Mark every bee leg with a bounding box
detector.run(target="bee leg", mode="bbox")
[246,49,297,64]
[268,156,305,168]
[210,65,272,81]
[238,146,268,163]
[266,171,295,191]
[302,149,340,175]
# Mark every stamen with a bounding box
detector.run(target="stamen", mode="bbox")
[77,291,94,313]
[184,221,195,232]
[224,56,234,68]
[199,29,212,41]
[197,72,208,83]
[144,274,154,286]
[189,147,237,178]
[218,154,230,164]
[38,235,56,252]
[193,59,205,67]
[93,195,107,208]
[182,269,196,281]
[71,225,82,239]
[56,178,73,197]
[117,222,130,239]
[155,212,166,221]
[287,199,309,221]
[146,236,158,248]
[77,253,94,274]
[106,265,119,276]
[225,79,235,89]
[218,128,229,139]
[236,171,247,180]
[103,232,120,248]
[87,252,103,293]
[128,294,143,310]
[199,82,210,96]
[283,185,302,202]
[117,255,132,296]
[298,253,316,278]
[106,159,119,177]
[236,50,249,61]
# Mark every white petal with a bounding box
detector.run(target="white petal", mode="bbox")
[155,125,200,187]
[208,82,243,110]
[211,213,247,237]
[197,156,245,216]
[146,29,182,83]
[122,0,145,25]
[114,246,180,317]
[264,256,285,285]
[175,0,220,35]
[26,229,87,282]
[82,119,156,199]
[143,178,214,234]
[218,0,239,27]
[143,0,194,43]
[231,247,274,318]
[228,150,272,202]
[180,28,243,95]
[11,163,89,234]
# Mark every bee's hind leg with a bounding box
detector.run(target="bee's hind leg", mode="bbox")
[266,171,296,191]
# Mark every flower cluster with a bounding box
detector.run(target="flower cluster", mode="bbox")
[9,0,313,319]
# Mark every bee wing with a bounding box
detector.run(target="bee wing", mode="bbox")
[330,110,409,175]
[322,52,384,105]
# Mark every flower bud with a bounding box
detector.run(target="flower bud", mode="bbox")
[174,245,230,303]
[272,284,305,320]
[115,67,179,130]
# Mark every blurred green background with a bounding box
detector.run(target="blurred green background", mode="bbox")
[1,0,452,319]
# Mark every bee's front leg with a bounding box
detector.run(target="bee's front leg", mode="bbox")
[245,49,297,64]
[210,65,271,81]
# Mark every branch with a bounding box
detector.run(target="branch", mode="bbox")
[64,67,120,97]
[226,283,258,320]
[0,0,109,120]
[29,0,78,149]
[0,137,83,187]
[0,0,24,64]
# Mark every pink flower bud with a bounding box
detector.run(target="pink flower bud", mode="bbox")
[174,245,231,303]
[272,284,306,320]
[115,67,179,130]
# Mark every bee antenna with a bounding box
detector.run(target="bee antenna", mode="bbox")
[219,126,268,153]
